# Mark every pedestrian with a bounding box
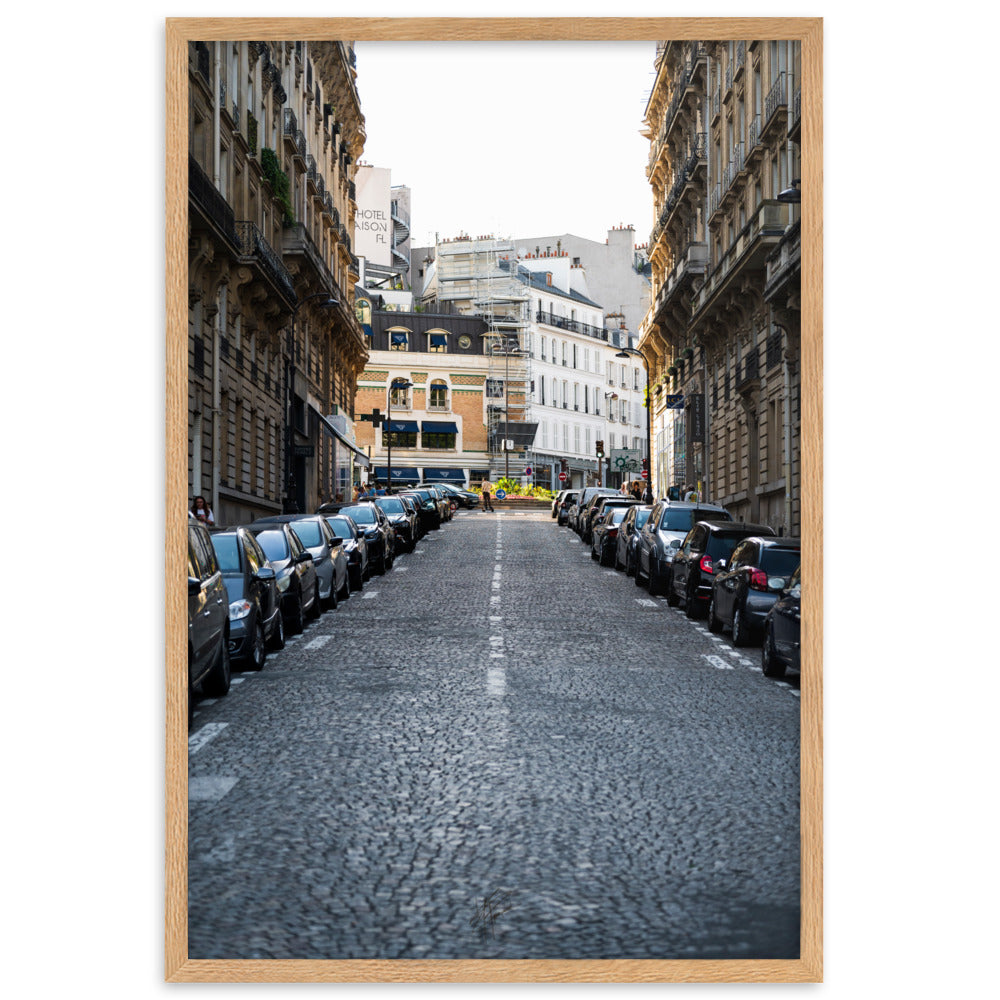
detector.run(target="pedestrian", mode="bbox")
[190,496,214,525]
[631,482,642,501]
[684,484,700,502]
[480,478,495,512]
[642,483,653,504]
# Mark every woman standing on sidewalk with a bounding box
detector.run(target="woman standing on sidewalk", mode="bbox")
[480,479,495,512]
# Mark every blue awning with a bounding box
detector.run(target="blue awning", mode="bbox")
[387,420,418,433]
[373,467,420,482]
[421,421,459,434]
[421,468,466,482]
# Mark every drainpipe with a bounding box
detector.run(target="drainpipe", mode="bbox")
[210,43,222,519]
[783,347,794,535]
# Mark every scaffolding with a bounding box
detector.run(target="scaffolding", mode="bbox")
[435,235,534,478]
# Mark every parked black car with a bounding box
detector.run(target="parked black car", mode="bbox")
[373,495,418,553]
[396,489,442,534]
[247,522,319,634]
[209,526,284,670]
[635,500,734,594]
[425,482,479,509]
[577,487,625,543]
[396,494,425,540]
[590,506,632,566]
[188,518,230,717]
[253,514,349,611]
[320,501,396,574]
[762,565,801,678]
[556,490,579,526]
[615,504,652,574]
[322,514,369,591]
[668,520,776,618]
[708,537,801,645]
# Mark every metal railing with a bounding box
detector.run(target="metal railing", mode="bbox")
[764,71,788,127]
[234,220,297,304]
[188,155,238,248]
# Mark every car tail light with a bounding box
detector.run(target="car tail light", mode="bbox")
[608,528,618,538]
[700,555,715,574]
[749,568,769,591]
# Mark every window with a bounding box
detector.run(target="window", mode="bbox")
[541,336,547,361]
[389,383,411,408]
[428,333,448,353]
[429,380,449,410]
[384,429,417,448]
[389,330,409,351]
[423,431,456,450]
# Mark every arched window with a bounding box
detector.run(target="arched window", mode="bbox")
[427,330,448,353]
[388,327,411,351]
[429,379,449,410]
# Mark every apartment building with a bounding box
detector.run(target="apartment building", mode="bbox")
[187,39,369,522]
[640,39,801,534]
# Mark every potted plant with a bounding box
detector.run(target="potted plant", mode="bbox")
[667,365,678,377]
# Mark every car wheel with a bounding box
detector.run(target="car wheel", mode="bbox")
[350,568,363,593]
[707,593,723,634]
[761,626,785,678]
[666,580,681,607]
[591,543,598,561]
[267,612,285,650]
[732,604,751,647]
[323,581,338,612]
[625,549,634,576]
[247,617,266,670]
[286,592,305,634]
[634,556,645,586]
[308,581,322,619]
[684,583,702,618]
[203,635,231,697]
[338,574,350,601]
[600,543,613,567]
[647,561,659,595]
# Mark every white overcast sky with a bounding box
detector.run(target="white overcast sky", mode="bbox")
[354,41,656,248]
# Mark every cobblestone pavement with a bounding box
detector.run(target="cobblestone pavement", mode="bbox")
[188,509,800,960]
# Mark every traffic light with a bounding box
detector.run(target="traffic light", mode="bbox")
[595,439,604,458]
[641,457,649,472]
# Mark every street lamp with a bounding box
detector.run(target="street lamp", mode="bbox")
[615,346,652,500]
[385,377,413,493]
[284,291,339,512]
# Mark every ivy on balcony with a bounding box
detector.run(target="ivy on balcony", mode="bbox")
[260,147,294,225]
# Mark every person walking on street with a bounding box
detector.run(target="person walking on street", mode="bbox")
[481,479,495,512]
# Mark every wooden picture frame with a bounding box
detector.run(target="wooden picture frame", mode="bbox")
[167,16,822,983]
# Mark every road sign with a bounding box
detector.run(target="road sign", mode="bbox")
[524,466,532,476]
[495,488,507,500]
[558,472,567,482]
[641,470,649,479]
[611,448,640,472]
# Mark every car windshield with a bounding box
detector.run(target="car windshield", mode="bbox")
[325,517,354,539]
[291,520,323,546]
[609,509,629,524]
[210,534,242,573]
[660,509,698,531]
[255,530,290,561]
[340,505,376,524]
[760,548,801,576]
[376,498,406,514]
[635,509,652,527]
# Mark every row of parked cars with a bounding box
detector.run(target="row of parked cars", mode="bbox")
[187,483,471,724]
[552,487,802,680]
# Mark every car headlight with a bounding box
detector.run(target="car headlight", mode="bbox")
[662,548,677,562]
[276,573,291,593]
[229,599,252,621]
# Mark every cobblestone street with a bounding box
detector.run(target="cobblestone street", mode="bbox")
[188,509,800,960]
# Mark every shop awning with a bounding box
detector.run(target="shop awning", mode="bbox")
[421,421,459,434]
[310,405,370,467]
[373,466,420,482]
[421,468,466,483]
[387,420,419,434]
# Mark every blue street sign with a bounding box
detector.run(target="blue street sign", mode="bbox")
[495,489,507,500]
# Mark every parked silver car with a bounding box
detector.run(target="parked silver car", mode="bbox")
[188,518,230,721]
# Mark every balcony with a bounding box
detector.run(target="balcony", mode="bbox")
[234,220,297,306]
[788,86,802,143]
[188,155,239,250]
[735,350,760,392]
[535,310,608,341]
[761,72,789,142]
[282,222,342,304]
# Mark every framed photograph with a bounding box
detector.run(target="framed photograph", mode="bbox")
[167,16,822,983]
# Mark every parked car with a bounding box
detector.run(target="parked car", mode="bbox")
[209,526,284,670]
[668,520,776,618]
[425,482,479,509]
[321,501,396,574]
[588,495,640,540]
[322,514,369,591]
[576,487,623,542]
[247,522,319,634]
[395,489,442,534]
[551,489,568,518]
[396,493,425,540]
[590,507,632,566]
[373,495,418,552]
[634,500,734,594]
[708,537,802,645]
[425,485,453,521]
[615,504,652,574]
[188,519,231,716]
[253,514,348,611]
[556,490,579,526]
[761,565,802,678]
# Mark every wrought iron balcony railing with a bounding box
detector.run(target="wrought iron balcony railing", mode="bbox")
[764,71,788,127]
[188,155,238,248]
[235,220,296,304]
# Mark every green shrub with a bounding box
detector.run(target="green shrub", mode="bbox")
[260,147,295,225]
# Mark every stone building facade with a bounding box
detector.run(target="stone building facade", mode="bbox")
[640,39,802,535]
[187,39,369,524]
[353,306,493,487]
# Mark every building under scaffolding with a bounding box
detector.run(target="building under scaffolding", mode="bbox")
[435,235,536,479]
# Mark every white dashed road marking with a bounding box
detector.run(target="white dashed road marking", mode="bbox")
[304,635,333,650]
[189,722,228,755]
[189,776,238,802]
[362,591,379,599]
[702,654,735,671]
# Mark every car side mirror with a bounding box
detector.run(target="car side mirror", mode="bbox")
[329,537,343,547]
[188,576,201,596]
[296,551,313,563]
[255,565,276,581]
[669,538,681,549]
